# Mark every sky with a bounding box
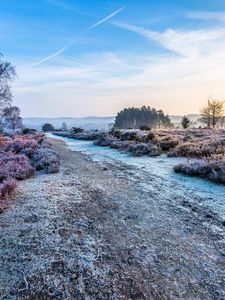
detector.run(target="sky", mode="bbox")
[1,0,225,117]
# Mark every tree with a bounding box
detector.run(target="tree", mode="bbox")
[200,105,211,128]
[181,116,190,129]
[0,54,16,115]
[61,122,68,131]
[114,106,171,129]
[42,123,55,132]
[200,97,224,128]
[71,127,84,134]
[2,106,22,132]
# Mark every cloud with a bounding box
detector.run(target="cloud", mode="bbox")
[186,11,225,22]
[33,6,127,66]
[14,38,225,117]
[113,21,225,57]
[46,0,94,16]
[14,14,225,117]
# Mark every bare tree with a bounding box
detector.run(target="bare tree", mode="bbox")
[2,106,22,132]
[200,97,224,128]
[200,105,211,128]
[210,99,224,128]
[0,54,16,114]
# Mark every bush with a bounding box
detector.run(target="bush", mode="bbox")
[120,131,141,142]
[168,139,225,158]
[139,124,151,131]
[94,133,115,147]
[110,129,121,139]
[0,133,60,212]
[42,123,55,132]
[128,143,161,156]
[174,159,225,184]
[143,131,156,142]
[110,140,134,150]
[0,154,35,180]
[71,127,84,134]
[22,128,37,134]
[0,178,17,199]
[4,138,38,157]
[31,146,60,173]
[157,137,179,151]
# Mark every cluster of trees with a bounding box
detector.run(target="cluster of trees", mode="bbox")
[0,54,22,132]
[114,99,225,130]
[42,122,85,134]
[42,122,69,132]
[114,106,171,129]
[180,97,224,129]
[42,123,55,132]
[200,97,224,128]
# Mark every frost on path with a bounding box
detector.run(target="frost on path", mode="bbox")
[0,139,225,299]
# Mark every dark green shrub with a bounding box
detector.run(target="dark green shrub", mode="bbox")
[22,128,37,134]
[71,127,84,134]
[42,123,55,132]
[139,124,151,131]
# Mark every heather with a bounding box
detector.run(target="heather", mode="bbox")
[0,153,35,180]
[128,142,160,156]
[54,128,225,184]
[91,128,225,158]
[31,146,60,174]
[55,128,225,158]
[0,133,60,209]
[174,159,225,184]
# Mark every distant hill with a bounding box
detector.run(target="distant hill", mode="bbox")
[22,117,115,131]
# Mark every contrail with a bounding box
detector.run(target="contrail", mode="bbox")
[33,6,127,66]
[83,6,126,32]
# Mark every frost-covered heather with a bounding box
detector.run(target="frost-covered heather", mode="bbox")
[31,146,60,174]
[55,128,225,157]
[0,135,8,146]
[4,138,38,157]
[156,136,179,151]
[174,159,225,184]
[0,178,17,199]
[89,128,225,158]
[128,142,161,156]
[0,153,35,180]
[94,133,116,147]
[0,133,60,207]
[54,128,225,184]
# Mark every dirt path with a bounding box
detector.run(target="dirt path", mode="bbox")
[0,138,225,299]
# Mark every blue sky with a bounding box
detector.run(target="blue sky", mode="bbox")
[1,0,225,117]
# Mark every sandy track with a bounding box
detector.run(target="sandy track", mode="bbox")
[0,138,225,299]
